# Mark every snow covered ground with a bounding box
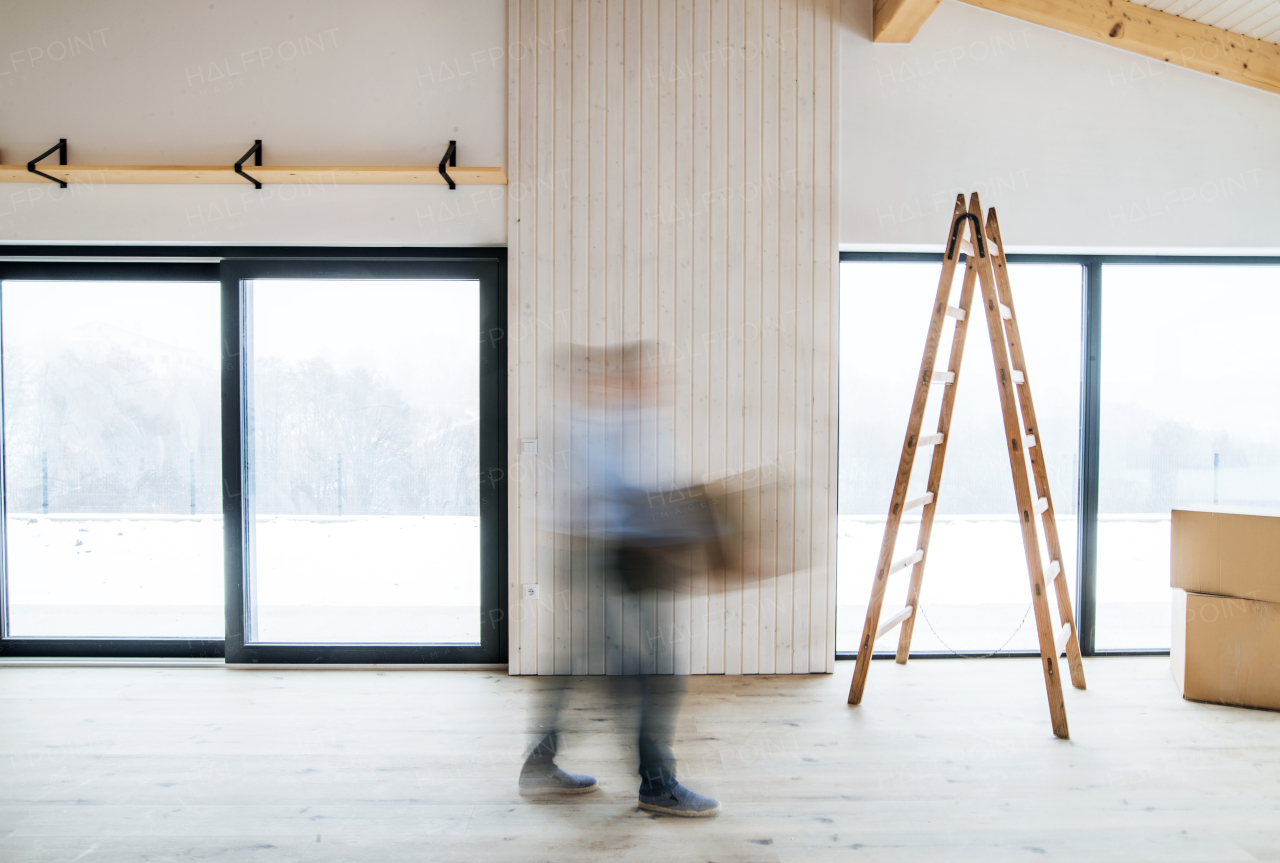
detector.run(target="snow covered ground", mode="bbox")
[836,514,1173,653]
[6,512,1172,651]
[5,514,480,643]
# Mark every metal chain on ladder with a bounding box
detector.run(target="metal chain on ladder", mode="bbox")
[917,602,1034,659]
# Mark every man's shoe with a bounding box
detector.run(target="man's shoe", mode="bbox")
[638,782,720,817]
[519,762,599,795]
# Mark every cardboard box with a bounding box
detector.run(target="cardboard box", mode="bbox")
[1171,507,1280,605]
[1172,589,1280,712]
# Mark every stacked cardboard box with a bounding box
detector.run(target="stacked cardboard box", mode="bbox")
[1171,507,1280,711]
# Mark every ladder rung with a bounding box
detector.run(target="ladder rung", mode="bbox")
[1046,559,1061,580]
[1051,621,1072,658]
[931,371,955,385]
[904,492,934,511]
[959,238,975,256]
[1026,434,1036,448]
[945,305,966,321]
[999,303,1013,320]
[918,433,944,447]
[888,549,924,576]
[876,605,915,640]
[1034,496,1049,516]
[1011,370,1025,384]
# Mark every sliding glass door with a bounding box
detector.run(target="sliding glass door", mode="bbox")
[1096,264,1280,649]
[837,259,1082,656]
[839,253,1280,657]
[243,278,481,644]
[0,252,506,662]
[222,260,505,663]
[0,277,223,648]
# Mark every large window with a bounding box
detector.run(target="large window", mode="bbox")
[1,280,222,640]
[840,254,1280,657]
[0,253,506,662]
[838,260,1081,655]
[1097,264,1280,649]
[242,279,481,645]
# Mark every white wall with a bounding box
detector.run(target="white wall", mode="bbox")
[842,0,1280,253]
[5,1,1275,251]
[0,0,507,246]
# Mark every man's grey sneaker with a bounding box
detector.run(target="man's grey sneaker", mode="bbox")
[638,782,720,817]
[518,762,599,795]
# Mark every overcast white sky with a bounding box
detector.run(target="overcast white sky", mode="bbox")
[840,261,1280,436]
[249,279,479,412]
[2,281,220,354]
[1,278,481,413]
[1101,265,1280,432]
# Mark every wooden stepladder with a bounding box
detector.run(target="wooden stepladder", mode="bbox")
[845,193,1086,739]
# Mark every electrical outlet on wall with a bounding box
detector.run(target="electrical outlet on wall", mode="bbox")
[521,439,538,455]
[523,583,540,600]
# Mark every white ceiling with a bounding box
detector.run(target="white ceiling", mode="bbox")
[1129,0,1280,44]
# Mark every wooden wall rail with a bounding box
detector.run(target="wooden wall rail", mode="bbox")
[507,0,841,676]
[0,165,508,184]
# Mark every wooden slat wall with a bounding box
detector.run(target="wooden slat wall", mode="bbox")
[508,0,840,674]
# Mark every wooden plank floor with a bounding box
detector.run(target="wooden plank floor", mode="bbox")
[0,657,1276,862]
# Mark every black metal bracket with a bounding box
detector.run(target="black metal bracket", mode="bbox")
[235,140,263,189]
[28,139,68,188]
[438,140,457,190]
[945,211,986,260]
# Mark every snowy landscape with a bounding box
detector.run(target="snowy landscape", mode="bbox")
[2,279,485,645]
[836,514,1173,653]
[7,510,1169,651]
[6,514,481,643]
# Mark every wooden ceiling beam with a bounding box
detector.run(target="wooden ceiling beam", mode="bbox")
[958,0,1280,96]
[873,0,945,43]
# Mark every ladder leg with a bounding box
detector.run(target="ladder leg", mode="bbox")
[968,193,1069,739]
[984,208,1087,692]
[848,196,968,705]
[895,255,979,663]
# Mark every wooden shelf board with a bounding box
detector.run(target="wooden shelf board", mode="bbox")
[0,165,507,185]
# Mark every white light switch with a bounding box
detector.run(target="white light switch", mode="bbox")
[523,583,540,600]
[521,439,538,455]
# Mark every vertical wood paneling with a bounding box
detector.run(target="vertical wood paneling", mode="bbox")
[810,0,833,675]
[656,0,677,676]
[793,0,814,673]
[706,0,728,676]
[724,0,745,676]
[535,0,558,675]
[553,0,574,677]
[740,0,763,676]
[588,0,609,676]
[672,0,694,677]
[569,0,590,675]
[775,0,797,675]
[515,0,539,675]
[509,0,839,675]
[622,0,643,677]
[758,0,779,675]
[606,0,626,677]
[639,0,660,677]
[690,0,713,677]
[507,0,525,675]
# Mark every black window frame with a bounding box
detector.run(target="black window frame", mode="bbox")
[0,247,507,664]
[837,251,1280,661]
